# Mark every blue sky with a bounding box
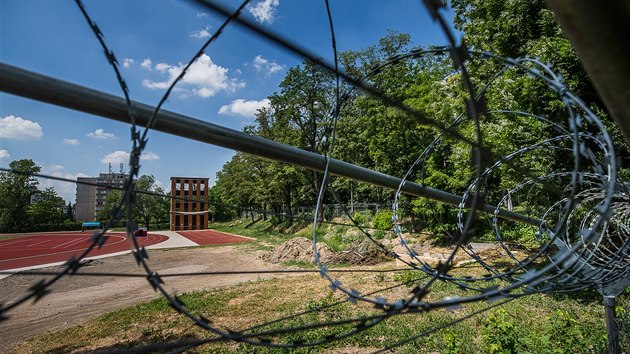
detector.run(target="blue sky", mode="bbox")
[1,0,455,203]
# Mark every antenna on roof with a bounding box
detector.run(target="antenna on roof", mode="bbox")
[119,163,124,174]
[108,163,112,174]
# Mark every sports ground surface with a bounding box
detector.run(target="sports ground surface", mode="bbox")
[0,229,253,271]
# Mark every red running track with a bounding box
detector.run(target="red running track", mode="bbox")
[177,229,254,245]
[0,231,168,271]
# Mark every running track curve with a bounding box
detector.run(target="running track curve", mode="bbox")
[0,232,167,271]
[176,229,254,245]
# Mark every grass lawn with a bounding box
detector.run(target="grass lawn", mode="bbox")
[0,235,21,241]
[6,220,630,353]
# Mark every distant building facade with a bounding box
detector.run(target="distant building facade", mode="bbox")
[75,172,128,222]
[170,177,209,231]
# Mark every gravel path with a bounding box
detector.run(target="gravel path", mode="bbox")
[0,245,285,353]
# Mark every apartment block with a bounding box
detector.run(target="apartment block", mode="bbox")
[75,172,128,222]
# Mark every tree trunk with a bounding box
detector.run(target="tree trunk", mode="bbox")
[285,186,293,223]
[262,202,267,221]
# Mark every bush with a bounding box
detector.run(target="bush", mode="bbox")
[352,211,370,226]
[324,208,334,221]
[482,308,519,353]
[373,210,393,230]
[618,302,630,352]
[269,216,282,226]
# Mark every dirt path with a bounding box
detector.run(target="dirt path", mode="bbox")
[0,245,286,353]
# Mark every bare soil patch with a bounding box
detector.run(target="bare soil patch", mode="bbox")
[0,245,287,353]
[261,237,390,265]
[261,236,335,263]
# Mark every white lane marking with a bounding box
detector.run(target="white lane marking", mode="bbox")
[0,239,33,247]
[26,239,52,248]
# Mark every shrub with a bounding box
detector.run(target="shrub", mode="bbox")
[373,229,385,240]
[352,211,370,226]
[269,216,282,226]
[618,303,630,352]
[373,210,393,230]
[482,308,519,353]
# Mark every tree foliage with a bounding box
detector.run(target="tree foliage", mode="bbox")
[0,159,76,232]
[98,175,169,230]
[210,3,626,242]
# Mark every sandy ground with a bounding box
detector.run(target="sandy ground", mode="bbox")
[0,245,286,353]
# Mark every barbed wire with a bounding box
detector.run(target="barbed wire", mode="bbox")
[0,0,628,352]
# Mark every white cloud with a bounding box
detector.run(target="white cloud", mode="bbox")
[0,149,9,160]
[155,63,170,73]
[142,54,245,98]
[196,12,208,18]
[191,26,212,39]
[253,55,285,75]
[100,150,160,164]
[141,152,160,161]
[248,0,279,24]
[39,164,89,203]
[100,151,128,164]
[219,98,270,117]
[87,128,117,140]
[123,58,134,68]
[63,138,80,145]
[154,178,165,190]
[141,58,153,70]
[253,55,267,69]
[0,115,43,140]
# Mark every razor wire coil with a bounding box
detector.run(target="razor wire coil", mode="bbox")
[0,0,628,352]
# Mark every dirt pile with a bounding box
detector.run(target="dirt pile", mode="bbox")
[329,240,391,265]
[262,237,390,265]
[262,237,335,263]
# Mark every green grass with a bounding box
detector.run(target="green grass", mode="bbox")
[8,221,629,353]
[0,235,20,241]
[209,218,362,253]
[210,219,308,250]
[11,267,627,354]
[210,217,391,255]
[281,260,317,268]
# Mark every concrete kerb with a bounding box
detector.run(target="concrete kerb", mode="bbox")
[145,231,198,249]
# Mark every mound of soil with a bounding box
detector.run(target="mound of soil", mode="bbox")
[262,237,391,265]
[329,240,392,265]
[262,237,335,263]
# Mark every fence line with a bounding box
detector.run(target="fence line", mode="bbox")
[0,62,540,226]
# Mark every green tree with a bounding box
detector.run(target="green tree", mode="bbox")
[97,189,123,225]
[451,0,629,167]
[207,186,234,223]
[65,202,75,221]
[134,175,169,230]
[214,153,261,221]
[0,159,41,232]
[26,187,66,229]
[266,60,336,216]
[97,175,168,230]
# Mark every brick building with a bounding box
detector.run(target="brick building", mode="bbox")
[170,177,209,231]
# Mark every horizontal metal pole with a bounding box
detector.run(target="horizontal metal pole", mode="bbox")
[0,62,540,226]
